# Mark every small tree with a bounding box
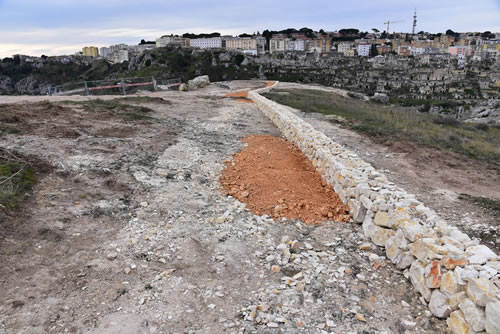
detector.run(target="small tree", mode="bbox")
[372,28,379,33]
[370,44,378,56]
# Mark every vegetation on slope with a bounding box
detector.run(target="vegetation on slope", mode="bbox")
[0,158,37,210]
[262,89,500,165]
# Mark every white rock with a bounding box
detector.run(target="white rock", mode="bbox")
[429,289,451,318]
[466,245,497,265]
[348,199,366,223]
[459,298,486,332]
[447,310,472,334]
[450,229,472,244]
[485,300,500,334]
[409,261,432,301]
[440,271,462,296]
[466,277,498,306]
[441,236,465,251]
[456,266,479,285]
[370,226,395,247]
[400,220,428,242]
[396,252,415,270]
[362,215,377,238]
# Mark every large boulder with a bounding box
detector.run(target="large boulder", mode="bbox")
[187,75,210,91]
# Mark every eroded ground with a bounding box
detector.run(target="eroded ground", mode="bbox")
[1,81,450,333]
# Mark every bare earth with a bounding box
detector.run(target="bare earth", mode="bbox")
[1,80,488,333]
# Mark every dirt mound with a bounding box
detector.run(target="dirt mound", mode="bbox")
[220,135,351,224]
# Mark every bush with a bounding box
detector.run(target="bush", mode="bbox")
[433,116,460,127]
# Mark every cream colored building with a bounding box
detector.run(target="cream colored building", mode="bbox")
[270,38,285,53]
[225,37,257,50]
[82,46,99,57]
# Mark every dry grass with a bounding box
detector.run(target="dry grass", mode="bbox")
[263,89,500,166]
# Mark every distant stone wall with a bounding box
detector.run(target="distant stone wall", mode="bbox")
[249,84,500,334]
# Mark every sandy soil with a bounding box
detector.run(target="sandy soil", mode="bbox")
[0,81,451,333]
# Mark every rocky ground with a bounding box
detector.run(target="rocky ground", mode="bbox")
[0,80,482,333]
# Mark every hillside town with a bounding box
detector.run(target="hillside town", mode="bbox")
[73,28,500,66]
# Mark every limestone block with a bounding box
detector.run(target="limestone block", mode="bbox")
[410,261,432,301]
[466,277,498,307]
[425,260,443,289]
[429,289,452,318]
[385,229,408,263]
[348,199,366,223]
[465,245,497,265]
[485,300,500,334]
[441,271,462,296]
[400,219,428,242]
[441,255,469,270]
[447,310,472,334]
[370,226,396,247]
[410,238,439,264]
[448,291,467,311]
[441,236,465,251]
[396,251,415,269]
[456,266,479,285]
[362,213,377,239]
[459,298,486,332]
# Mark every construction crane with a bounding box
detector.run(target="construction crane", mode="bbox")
[384,20,404,34]
[412,9,417,35]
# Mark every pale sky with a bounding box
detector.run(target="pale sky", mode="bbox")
[0,0,499,58]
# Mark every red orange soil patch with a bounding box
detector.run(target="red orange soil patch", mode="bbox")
[220,135,351,224]
[225,91,249,98]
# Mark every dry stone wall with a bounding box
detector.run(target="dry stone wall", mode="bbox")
[249,83,500,334]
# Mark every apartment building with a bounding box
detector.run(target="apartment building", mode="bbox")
[309,38,331,53]
[337,42,354,54]
[270,38,286,54]
[190,37,222,49]
[357,43,371,57]
[99,47,110,58]
[448,46,470,57]
[82,46,99,57]
[285,39,305,52]
[156,36,190,48]
[225,37,257,51]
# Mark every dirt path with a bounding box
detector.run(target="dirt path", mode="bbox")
[0,82,447,333]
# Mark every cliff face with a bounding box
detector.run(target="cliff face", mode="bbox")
[1,48,498,122]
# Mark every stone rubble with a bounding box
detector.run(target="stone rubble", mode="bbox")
[250,82,500,333]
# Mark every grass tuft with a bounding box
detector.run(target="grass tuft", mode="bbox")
[0,162,37,209]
